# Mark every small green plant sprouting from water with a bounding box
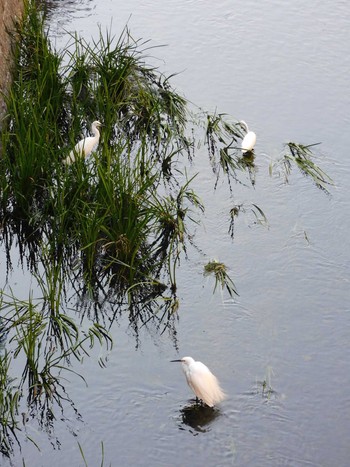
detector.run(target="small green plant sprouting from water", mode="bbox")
[256,366,277,400]
[229,202,269,239]
[78,440,107,467]
[204,260,238,297]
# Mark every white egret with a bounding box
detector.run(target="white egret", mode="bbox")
[63,120,102,165]
[239,120,256,154]
[171,356,226,407]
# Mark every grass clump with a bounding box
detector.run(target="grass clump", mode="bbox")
[0,288,113,456]
[0,350,20,457]
[270,142,333,193]
[204,260,238,297]
[1,2,67,217]
[0,1,198,298]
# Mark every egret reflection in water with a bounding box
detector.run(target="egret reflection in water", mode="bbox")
[179,403,222,433]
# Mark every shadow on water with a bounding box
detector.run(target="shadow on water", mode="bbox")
[238,151,256,185]
[178,401,222,434]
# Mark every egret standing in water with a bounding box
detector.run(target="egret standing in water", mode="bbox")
[239,120,256,154]
[171,356,226,407]
[63,120,102,165]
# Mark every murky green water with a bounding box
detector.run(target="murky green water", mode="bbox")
[2,0,350,465]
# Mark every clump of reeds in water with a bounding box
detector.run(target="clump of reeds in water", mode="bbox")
[0,0,203,297]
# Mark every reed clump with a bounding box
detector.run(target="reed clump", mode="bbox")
[0,1,200,295]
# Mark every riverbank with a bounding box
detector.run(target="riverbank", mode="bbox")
[0,0,24,126]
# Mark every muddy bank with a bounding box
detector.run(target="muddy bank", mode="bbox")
[0,0,24,126]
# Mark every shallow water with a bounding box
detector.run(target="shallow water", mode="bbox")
[2,0,350,465]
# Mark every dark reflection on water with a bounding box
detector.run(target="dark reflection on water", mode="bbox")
[178,401,222,434]
[238,152,256,186]
[39,0,94,21]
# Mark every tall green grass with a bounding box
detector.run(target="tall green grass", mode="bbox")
[0,349,20,457]
[0,2,200,297]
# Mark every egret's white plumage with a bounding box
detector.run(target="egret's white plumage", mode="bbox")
[64,120,102,165]
[239,120,256,154]
[171,356,226,407]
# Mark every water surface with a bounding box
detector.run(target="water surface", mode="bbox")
[2,0,350,465]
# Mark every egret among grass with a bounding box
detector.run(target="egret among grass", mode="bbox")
[239,120,256,154]
[63,120,102,165]
[171,356,226,407]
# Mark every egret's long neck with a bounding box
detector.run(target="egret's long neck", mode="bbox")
[240,120,249,133]
[92,125,100,141]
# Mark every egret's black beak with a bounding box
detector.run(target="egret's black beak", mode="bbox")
[170,359,182,362]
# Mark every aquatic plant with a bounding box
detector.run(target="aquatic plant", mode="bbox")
[0,3,201,297]
[270,142,333,193]
[0,287,113,455]
[229,202,268,239]
[0,350,20,457]
[204,260,238,297]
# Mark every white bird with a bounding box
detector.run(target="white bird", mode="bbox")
[171,356,226,407]
[239,120,256,154]
[63,120,102,165]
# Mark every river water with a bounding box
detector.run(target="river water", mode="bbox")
[3,0,350,465]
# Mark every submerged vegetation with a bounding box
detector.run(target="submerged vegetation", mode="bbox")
[0,0,332,459]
